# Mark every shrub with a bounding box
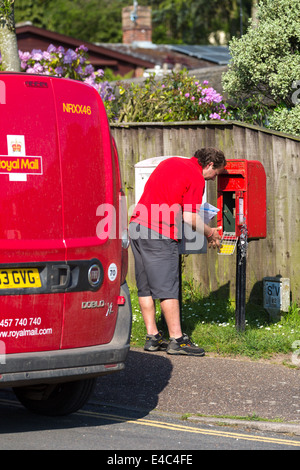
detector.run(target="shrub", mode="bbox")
[222,0,300,134]
[268,105,300,136]
[223,0,300,106]
[0,46,230,124]
[114,70,231,123]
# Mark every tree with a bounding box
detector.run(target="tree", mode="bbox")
[0,0,20,70]
[222,0,300,132]
[14,0,253,45]
[15,0,135,43]
[151,0,253,45]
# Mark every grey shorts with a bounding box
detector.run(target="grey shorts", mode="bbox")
[129,223,179,299]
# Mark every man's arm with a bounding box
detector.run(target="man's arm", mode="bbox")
[182,211,221,249]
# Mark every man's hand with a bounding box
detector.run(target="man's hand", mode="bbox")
[206,226,222,249]
[182,212,222,249]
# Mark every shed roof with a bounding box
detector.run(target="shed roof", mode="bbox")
[168,45,231,65]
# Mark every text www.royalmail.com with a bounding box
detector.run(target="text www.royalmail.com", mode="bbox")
[0,328,52,339]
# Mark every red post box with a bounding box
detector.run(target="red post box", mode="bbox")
[217,159,267,240]
[217,159,267,331]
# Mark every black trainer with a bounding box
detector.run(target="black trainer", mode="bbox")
[144,331,168,352]
[166,334,205,356]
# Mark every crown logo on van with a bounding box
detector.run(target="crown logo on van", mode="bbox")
[12,141,22,153]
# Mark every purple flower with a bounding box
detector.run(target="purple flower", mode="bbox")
[209,113,221,120]
[31,49,43,61]
[77,45,88,53]
[201,87,223,104]
[57,46,65,58]
[84,64,94,75]
[19,51,31,61]
[185,93,190,98]
[42,51,51,61]
[33,63,44,73]
[75,65,83,75]
[54,66,64,76]
[95,69,104,78]
[84,76,95,86]
[47,44,57,53]
[63,49,78,64]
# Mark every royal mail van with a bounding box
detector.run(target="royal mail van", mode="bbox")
[0,73,131,415]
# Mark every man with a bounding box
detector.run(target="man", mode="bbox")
[129,148,226,356]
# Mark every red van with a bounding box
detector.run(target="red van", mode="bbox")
[0,73,131,415]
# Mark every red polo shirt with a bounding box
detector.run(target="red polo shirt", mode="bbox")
[130,156,205,240]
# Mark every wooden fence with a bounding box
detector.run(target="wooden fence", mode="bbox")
[111,121,300,305]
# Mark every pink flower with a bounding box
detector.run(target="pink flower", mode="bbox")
[19,51,31,61]
[47,44,57,53]
[209,113,221,120]
[31,49,43,61]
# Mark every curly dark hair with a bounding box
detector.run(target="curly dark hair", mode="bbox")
[194,148,226,169]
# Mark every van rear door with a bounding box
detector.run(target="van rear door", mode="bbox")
[51,79,121,349]
[0,75,66,353]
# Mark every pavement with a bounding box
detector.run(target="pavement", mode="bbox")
[93,347,300,436]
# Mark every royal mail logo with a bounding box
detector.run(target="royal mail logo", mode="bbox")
[1,135,43,182]
[0,156,42,175]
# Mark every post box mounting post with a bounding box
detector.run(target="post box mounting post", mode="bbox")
[235,223,248,331]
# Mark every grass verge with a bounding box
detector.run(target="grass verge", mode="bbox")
[129,282,300,361]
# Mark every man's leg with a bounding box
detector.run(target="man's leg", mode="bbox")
[139,295,169,352]
[138,295,158,335]
[139,296,183,339]
[160,298,182,339]
[161,299,205,356]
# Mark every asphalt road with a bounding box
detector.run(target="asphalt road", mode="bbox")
[1,392,300,451]
[1,348,300,450]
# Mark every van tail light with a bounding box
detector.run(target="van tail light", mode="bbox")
[117,296,126,305]
[120,191,129,285]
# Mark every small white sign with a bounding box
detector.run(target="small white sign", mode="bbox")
[108,263,117,282]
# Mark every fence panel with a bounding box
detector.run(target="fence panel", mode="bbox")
[111,121,300,304]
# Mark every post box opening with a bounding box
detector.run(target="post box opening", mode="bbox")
[217,159,267,246]
[223,191,236,233]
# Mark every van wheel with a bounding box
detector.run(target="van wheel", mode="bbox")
[13,378,96,416]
